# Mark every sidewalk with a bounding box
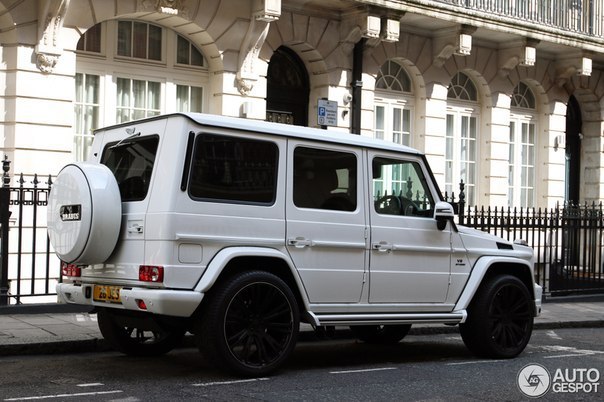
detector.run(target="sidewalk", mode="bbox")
[0,298,603,356]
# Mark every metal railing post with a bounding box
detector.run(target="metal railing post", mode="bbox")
[0,155,11,305]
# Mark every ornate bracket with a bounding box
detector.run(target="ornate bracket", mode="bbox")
[498,39,539,78]
[138,0,190,18]
[236,0,281,96]
[35,0,70,73]
[432,25,476,68]
[556,52,592,87]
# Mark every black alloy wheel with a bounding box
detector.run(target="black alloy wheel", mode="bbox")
[460,275,534,358]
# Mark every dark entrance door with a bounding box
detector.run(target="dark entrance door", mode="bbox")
[565,95,582,204]
[266,46,309,126]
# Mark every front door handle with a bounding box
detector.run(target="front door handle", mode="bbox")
[287,237,312,248]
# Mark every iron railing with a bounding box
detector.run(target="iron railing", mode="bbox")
[432,0,604,37]
[0,157,58,305]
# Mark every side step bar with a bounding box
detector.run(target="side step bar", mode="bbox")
[307,311,467,327]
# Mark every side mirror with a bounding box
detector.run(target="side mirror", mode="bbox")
[434,201,455,231]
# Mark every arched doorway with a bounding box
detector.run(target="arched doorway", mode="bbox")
[266,46,309,126]
[565,95,582,204]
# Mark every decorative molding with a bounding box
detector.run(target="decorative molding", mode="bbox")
[236,0,281,96]
[556,52,593,87]
[138,0,190,18]
[35,0,70,73]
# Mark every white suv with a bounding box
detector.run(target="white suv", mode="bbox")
[48,113,542,376]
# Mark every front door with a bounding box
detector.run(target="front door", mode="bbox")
[368,152,451,303]
[285,142,367,303]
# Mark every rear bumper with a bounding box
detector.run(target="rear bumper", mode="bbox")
[56,283,204,317]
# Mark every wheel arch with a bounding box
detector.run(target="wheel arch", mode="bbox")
[454,256,536,313]
[193,247,309,315]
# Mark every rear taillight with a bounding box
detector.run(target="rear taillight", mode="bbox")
[139,265,164,282]
[61,262,81,277]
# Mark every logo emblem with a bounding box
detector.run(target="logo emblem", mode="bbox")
[518,364,551,398]
[59,205,81,221]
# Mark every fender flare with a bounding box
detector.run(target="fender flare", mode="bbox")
[193,246,310,308]
[453,255,534,311]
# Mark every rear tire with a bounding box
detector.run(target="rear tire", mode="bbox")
[196,271,299,377]
[459,275,534,358]
[97,309,184,356]
[350,324,411,344]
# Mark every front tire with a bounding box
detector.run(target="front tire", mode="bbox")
[197,271,300,377]
[97,309,184,356]
[459,275,534,358]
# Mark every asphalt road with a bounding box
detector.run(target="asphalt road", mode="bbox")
[1,327,602,401]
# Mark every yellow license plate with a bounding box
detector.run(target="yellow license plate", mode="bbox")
[93,285,122,303]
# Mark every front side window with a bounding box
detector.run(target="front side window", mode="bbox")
[189,134,278,204]
[293,147,357,211]
[101,136,159,202]
[372,158,435,217]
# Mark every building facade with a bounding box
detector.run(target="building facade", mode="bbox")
[1,0,604,208]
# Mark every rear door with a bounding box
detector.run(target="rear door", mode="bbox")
[285,141,367,303]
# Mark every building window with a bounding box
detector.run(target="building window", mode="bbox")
[446,72,479,205]
[116,78,161,123]
[177,85,203,113]
[75,20,208,160]
[374,60,413,146]
[74,73,100,161]
[509,82,537,207]
[177,35,204,66]
[117,21,162,61]
[77,24,101,53]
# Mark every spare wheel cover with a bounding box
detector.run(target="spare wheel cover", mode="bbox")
[48,163,122,264]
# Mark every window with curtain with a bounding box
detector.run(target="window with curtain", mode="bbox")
[374,60,413,146]
[75,20,208,160]
[446,72,479,205]
[74,73,100,161]
[509,82,537,207]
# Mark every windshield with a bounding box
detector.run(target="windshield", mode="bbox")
[101,136,159,202]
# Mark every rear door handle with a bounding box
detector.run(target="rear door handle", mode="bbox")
[372,241,393,252]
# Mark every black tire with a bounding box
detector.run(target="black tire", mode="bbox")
[350,324,411,344]
[97,309,184,356]
[459,275,534,358]
[196,271,300,377]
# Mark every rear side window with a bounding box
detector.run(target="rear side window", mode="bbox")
[293,147,357,211]
[189,134,278,204]
[101,136,159,202]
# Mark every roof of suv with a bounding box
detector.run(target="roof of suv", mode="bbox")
[95,112,423,156]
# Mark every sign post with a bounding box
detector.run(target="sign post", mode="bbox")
[317,99,338,129]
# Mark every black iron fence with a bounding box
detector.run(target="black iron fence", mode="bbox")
[459,201,604,296]
[0,157,59,306]
[1,158,603,305]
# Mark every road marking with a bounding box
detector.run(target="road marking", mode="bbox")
[192,378,269,387]
[330,367,397,374]
[76,383,103,387]
[446,360,506,366]
[537,345,604,359]
[4,390,123,401]
[546,330,562,340]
